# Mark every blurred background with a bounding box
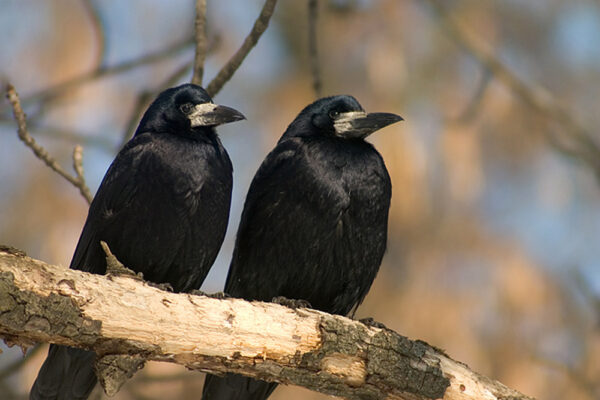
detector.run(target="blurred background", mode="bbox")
[1,0,599,399]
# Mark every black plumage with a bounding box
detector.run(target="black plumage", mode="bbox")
[202,95,402,400]
[30,84,245,400]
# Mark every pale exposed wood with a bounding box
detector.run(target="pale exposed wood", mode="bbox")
[0,248,534,400]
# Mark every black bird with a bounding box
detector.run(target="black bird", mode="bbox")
[30,84,245,400]
[202,95,402,400]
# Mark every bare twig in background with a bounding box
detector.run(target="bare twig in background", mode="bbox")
[308,0,322,98]
[0,37,194,116]
[205,0,278,97]
[5,84,93,204]
[191,0,208,85]
[81,0,106,68]
[72,145,92,201]
[426,1,600,179]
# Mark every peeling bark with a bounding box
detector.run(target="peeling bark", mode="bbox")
[0,249,534,400]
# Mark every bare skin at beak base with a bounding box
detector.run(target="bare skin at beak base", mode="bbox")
[334,111,403,138]
[190,103,246,127]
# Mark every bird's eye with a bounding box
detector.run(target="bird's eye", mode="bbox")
[328,110,339,119]
[180,103,194,114]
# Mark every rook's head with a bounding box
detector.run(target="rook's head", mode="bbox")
[284,95,402,140]
[135,84,245,137]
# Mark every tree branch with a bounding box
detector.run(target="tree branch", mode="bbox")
[5,84,93,204]
[191,0,208,85]
[0,248,534,400]
[425,1,600,180]
[0,37,194,116]
[205,0,278,97]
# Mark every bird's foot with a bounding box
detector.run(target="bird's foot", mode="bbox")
[272,296,312,309]
[189,289,206,297]
[189,289,230,299]
[208,291,230,299]
[147,282,174,292]
[359,317,388,330]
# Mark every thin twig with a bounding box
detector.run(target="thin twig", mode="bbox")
[0,37,194,115]
[191,0,208,85]
[426,1,600,179]
[308,0,322,98]
[72,145,93,201]
[5,84,93,204]
[205,0,278,97]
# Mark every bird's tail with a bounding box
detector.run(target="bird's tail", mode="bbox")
[30,344,97,400]
[202,373,278,400]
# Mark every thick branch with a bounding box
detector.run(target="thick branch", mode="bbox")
[0,249,533,400]
[205,0,278,97]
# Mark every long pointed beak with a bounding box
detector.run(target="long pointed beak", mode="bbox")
[189,103,246,127]
[334,111,403,139]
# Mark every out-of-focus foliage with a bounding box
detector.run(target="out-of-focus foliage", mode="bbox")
[1,1,599,399]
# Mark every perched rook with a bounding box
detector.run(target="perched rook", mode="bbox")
[30,84,244,400]
[202,95,402,400]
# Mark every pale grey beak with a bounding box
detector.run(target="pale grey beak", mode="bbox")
[333,111,403,139]
[189,103,246,127]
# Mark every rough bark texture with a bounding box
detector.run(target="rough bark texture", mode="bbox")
[0,248,534,400]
